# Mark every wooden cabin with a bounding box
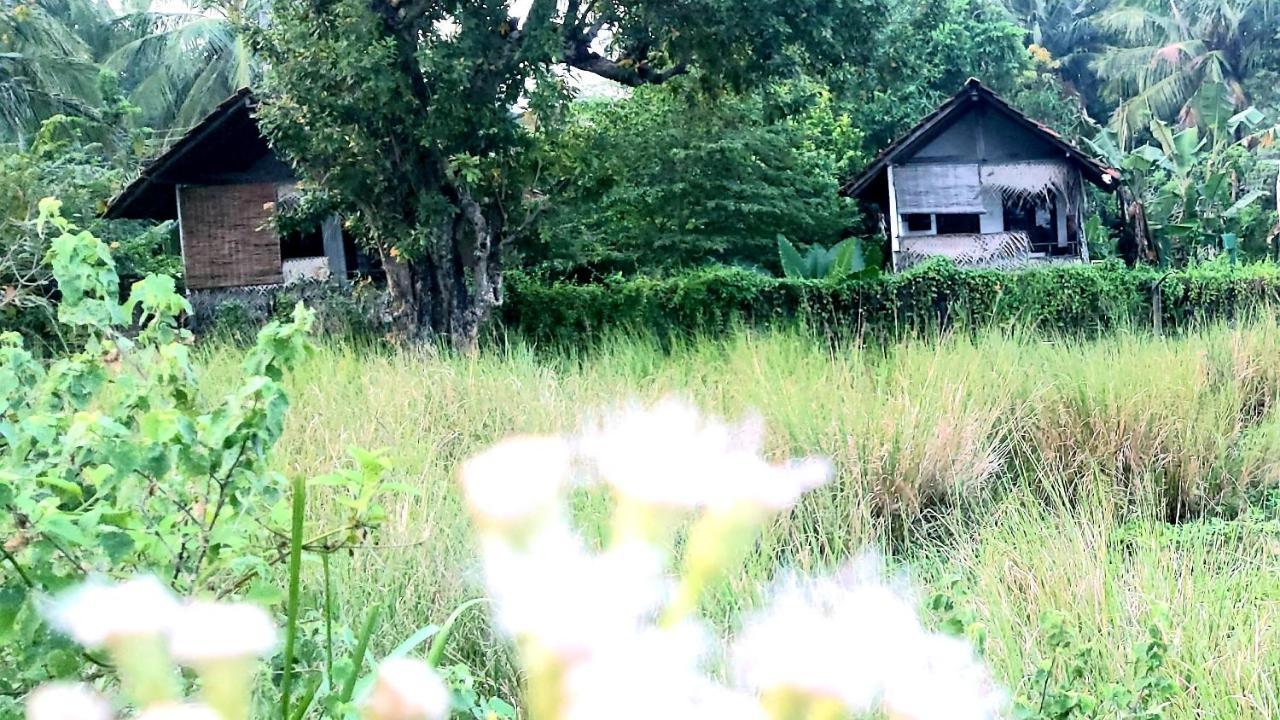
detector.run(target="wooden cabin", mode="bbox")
[104,88,356,304]
[844,79,1119,271]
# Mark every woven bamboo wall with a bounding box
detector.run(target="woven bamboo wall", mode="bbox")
[179,183,282,290]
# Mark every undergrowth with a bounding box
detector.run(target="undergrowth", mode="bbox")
[197,322,1280,717]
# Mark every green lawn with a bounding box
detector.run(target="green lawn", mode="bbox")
[203,322,1280,717]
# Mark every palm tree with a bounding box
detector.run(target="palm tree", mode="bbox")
[104,0,258,132]
[0,0,257,144]
[1000,0,1112,118]
[1094,0,1280,144]
[0,0,110,145]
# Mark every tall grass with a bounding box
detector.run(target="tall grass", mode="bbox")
[199,320,1280,716]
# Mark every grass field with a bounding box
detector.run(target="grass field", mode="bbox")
[202,322,1280,717]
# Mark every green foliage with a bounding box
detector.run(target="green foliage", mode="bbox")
[1,114,179,350]
[1015,613,1176,719]
[252,0,886,346]
[0,202,312,693]
[831,0,1052,149]
[0,0,255,141]
[1088,114,1279,265]
[528,81,862,277]
[438,663,517,720]
[500,259,1280,346]
[776,235,867,280]
[1094,0,1280,143]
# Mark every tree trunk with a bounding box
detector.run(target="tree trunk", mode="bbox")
[1117,184,1155,265]
[382,188,508,355]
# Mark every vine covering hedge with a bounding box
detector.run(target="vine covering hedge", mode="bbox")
[500,259,1280,345]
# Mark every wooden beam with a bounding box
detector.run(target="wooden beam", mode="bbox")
[887,164,900,272]
[175,185,190,287]
[322,214,347,278]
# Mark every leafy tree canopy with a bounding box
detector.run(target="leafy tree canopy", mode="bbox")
[526,79,863,278]
[252,0,886,349]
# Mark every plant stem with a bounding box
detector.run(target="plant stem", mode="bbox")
[339,602,382,703]
[426,597,489,667]
[322,552,334,685]
[279,475,306,720]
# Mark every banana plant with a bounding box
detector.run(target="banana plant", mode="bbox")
[776,234,866,279]
[1087,109,1274,265]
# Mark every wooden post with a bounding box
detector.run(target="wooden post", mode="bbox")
[175,185,189,284]
[321,214,347,278]
[887,164,900,272]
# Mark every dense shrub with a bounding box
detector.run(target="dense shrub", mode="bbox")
[193,277,390,343]
[525,82,862,278]
[500,259,1280,346]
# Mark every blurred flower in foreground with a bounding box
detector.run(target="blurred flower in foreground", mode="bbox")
[459,397,1005,720]
[37,578,282,720]
[362,657,451,720]
[133,703,223,720]
[170,602,278,720]
[50,576,181,706]
[51,575,179,648]
[169,601,278,664]
[24,683,111,720]
[481,529,667,661]
[31,575,450,720]
[579,398,831,513]
[460,434,571,537]
[734,555,1005,720]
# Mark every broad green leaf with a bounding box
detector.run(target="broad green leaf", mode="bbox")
[776,235,806,279]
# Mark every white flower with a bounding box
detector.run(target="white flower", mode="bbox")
[459,435,571,525]
[50,576,180,648]
[578,397,831,512]
[733,575,901,709]
[561,622,749,720]
[363,658,451,720]
[25,683,111,720]
[882,633,1006,720]
[481,528,667,661]
[733,555,1001,717]
[168,601,278,665]
[133,703,221,720]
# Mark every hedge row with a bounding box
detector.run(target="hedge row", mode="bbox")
[499,260,1280,345]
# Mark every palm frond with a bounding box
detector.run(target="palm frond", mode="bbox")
[1108,65,1199,141]
[1098,5,1179,43]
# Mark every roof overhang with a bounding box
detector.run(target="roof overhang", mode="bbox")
[104,88,276,220]
[842,78,1119,200]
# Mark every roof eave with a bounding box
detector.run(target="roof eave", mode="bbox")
[103,87,257,219]
[841,78,1119,198]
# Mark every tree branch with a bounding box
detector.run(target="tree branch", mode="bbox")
[564,48,688,86]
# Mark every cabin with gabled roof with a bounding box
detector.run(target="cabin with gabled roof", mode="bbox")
[104,88,356,299]
[843,79,1119,271]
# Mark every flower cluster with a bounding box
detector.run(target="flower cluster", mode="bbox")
[460,396,1005,720]
[27,577,449,720]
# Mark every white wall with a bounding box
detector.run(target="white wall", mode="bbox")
[895,187,1004,237]
[980,189,1004,234]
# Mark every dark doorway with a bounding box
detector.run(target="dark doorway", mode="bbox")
[1003,195,1061,254]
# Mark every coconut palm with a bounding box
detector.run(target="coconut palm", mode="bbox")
[1094,0,1280,144]
[103,0,259,132]
[1000,0,1112,118]
[0,0,110,145]
[1,0,257,144]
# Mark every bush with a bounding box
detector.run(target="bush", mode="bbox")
[500,259,1280,346]
[0,201,414,714]
[193,277,390,343]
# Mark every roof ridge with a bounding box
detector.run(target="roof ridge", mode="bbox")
[841,79,1117,198]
